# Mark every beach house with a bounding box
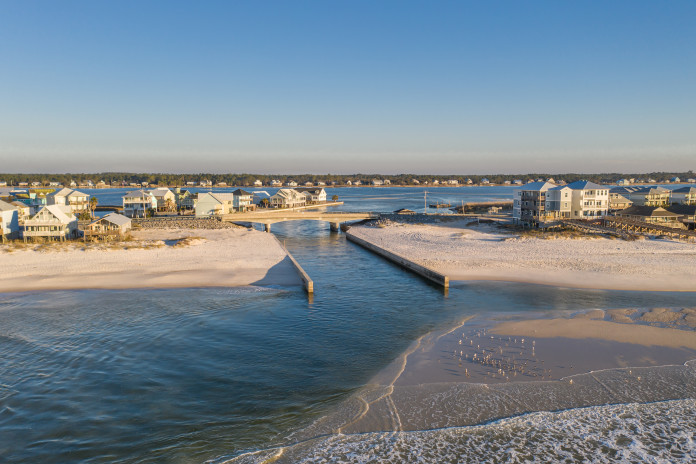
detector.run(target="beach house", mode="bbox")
[82,213,132,240]
[544,185,573,220]
[22,205,78,241]
[195,192,235,216]
[122,190,157,218]
[666,205,696,230]
[0,199,19,241]
[614,206,684,227]
[232,189,255,212]
[513,181,556,224]
[564,180,610,219]
[670,186,696,205]
[295,187,327,204]
[149,188,176,212]
[46,188,90,215]
[173,188,195,212]
[271,189,306,209]
[10,201,31,223]
[612,186,671,207]
[609,193,633,211]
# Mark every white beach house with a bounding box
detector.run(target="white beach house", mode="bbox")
[195,192,235,217]
[0,199,20,241]
[83,213,132,239]
[46,188,90,214]
[295,187,327,204]
[149,188,177,212]
[122,190,157,218]
[670,186,696,205]
[271,189,307,208]
[232,189,255,212]
[22,205,78,241]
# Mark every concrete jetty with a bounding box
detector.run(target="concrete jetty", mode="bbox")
[345,230,449,289]
[274,237,314,294]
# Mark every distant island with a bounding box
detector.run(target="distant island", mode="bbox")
[1,171,694,188]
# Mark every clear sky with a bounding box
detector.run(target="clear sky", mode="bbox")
[1,0,694,174]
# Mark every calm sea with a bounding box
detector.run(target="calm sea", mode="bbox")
[1,189,695,463]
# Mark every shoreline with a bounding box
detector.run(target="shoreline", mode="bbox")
[0,228,302,293]
[348,221,696,292]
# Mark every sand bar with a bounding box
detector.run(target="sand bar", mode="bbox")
[0,228,301,293]
[349,221,696,291]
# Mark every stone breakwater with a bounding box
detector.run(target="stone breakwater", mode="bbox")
[133,217,241,230]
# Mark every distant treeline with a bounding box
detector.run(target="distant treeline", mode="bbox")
[1,171,694,187]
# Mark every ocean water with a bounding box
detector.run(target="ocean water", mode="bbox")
[1,221,695,463]
[83,185,513,214]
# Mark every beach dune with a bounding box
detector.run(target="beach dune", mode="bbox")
[0,228,301,293]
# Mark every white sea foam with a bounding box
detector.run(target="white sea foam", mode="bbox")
[269,399,696,463]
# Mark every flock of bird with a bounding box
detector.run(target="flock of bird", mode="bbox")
[449,328,568,382]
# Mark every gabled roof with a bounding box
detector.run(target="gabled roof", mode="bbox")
[28,205,76,224]
[123,190,153,199]
[273,188,305,200]
[0,199,16,212]
[149,188,173,197]
[672,186,696,194]
[517,181,556,191]
[49,187,74,197]
[666,204,696,216]
[610,194,632,203]
[47,187,87,198]
[615,206,682,218]
[565,180,604,190]
[232,189,252,196]
[209,193,237,202]
[295,187,325,194]
[630,186,671,194]
[98,213,132,227]
[10,201,29,209]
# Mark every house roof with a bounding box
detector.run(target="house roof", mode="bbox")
[48,187,88,198]
[666,204,696,216]
[100,213,132,227]
[273,188,305,200]
[565,180,604,190]
[672,186,696,194]
[516,181,556,191]
[10,201,29,209]
[610,194,632,203]
[630,186,671,194]
[149,188,172,197]
[28,205,76,223]
[0,199,16,212]
[615,206,682,218]
[209,193,237,202]
[123,190,153,199]
[232,189,252,196]
[295,187,325,194]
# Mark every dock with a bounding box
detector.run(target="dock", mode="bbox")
[345,230,449,289]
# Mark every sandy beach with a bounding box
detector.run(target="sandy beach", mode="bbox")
[349,221,696,291]
[0,228,301,293]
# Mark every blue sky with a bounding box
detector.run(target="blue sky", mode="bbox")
[1,0,694,174]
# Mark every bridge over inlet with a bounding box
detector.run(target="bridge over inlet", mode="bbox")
[221,210,378,232]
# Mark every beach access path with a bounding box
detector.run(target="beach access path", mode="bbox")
[348,221,696,292]
[0,228,301,293]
